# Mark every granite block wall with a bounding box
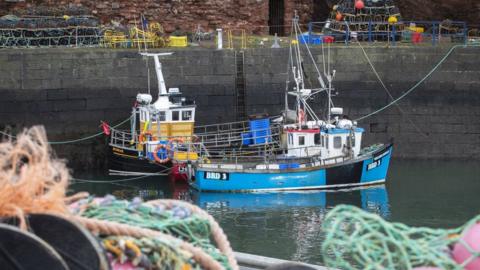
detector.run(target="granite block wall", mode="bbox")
[0,46,478,169]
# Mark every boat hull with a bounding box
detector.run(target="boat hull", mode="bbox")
[191,144,393,192]
[108,145,189,182]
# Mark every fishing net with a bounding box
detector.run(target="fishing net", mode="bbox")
[70,196,233,269]
[0,127,237,270]
[321,205,480,270]
[103,236,202,269]
[0,126,69,228]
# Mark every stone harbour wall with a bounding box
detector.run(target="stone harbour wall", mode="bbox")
[0,46,479,169]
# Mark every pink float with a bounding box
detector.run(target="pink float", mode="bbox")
[452,222,480,270]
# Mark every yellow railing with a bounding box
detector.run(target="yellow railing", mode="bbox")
[226,29,246,49]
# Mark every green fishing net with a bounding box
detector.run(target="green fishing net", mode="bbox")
[321,205,480,270]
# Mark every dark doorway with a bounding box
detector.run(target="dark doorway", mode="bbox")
[312,0,331,22]
[268,0,285,36]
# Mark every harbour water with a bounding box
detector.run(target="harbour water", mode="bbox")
[72,159,480,265]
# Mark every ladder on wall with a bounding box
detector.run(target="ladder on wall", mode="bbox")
[234,50,247,121]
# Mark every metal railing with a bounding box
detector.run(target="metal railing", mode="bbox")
[307,20,468,46]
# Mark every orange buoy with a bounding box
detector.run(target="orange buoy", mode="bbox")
[335,12,343,21]
[355,0,365,9]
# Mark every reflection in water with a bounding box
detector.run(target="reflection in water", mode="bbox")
[192,186,389,217]
[192,186,390,264]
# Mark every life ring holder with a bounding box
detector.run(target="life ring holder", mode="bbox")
[138,132,157,144]
[153,144,170,164]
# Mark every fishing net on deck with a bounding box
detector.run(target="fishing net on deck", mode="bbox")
[321,205,480,270]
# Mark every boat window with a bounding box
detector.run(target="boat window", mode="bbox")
[299,136,305,146]
[325,136,329,149]
[314,133,321,145]
[334,136,342,149]
[182,110,192,121]
[172,111,180,121]
[158,111,166,121]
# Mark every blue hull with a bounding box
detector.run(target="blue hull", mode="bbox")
[191,144,393,192]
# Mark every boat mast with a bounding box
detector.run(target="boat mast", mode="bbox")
[140,52,173,97]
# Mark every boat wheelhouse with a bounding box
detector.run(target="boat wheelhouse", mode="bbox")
[109,53,198,177]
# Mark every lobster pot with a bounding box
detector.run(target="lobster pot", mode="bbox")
[249,118,271,144]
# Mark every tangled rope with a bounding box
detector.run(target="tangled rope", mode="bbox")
[70,196,237,270]
[0,126,238,270]
[0,126,69,229]
[321,205,480,270]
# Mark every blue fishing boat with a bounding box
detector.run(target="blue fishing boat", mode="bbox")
[187,13,393,192]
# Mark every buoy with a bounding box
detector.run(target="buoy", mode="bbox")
[452,223,480,270]
[335,12,343,21]
[388,16,398,24]
[355,0,364,10]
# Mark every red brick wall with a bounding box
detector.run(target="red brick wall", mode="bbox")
[0,0,320,34]
[1,1,477,34]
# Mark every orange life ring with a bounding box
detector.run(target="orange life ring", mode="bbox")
[153,144,170,164]
[139,132,157,143]
[169,137,184,144]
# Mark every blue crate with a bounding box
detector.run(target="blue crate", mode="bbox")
[298,34,323,45]
[249,118,271,144]
[241,132,252,146]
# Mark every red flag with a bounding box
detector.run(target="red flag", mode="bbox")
[101,121,110,136]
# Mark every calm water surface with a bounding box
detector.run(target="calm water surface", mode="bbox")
[71,159,480,265]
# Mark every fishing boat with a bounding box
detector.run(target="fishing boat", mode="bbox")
[108,52,198,180]
[187,14,393,192]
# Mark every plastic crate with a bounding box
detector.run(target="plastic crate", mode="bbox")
[249,118,271,144]
[241,132,252,146]
[169,36,188,47]
[298,33,323,45]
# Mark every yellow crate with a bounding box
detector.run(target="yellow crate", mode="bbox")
[169,36,188,47]
[408,26,424,33]
[174,151,198,161]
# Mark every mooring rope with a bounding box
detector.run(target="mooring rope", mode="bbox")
[0,115,132,144]
[355,44,480,122]
[350,33,430,137]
